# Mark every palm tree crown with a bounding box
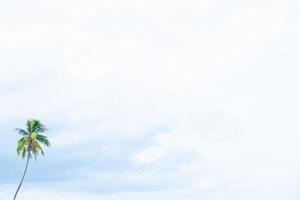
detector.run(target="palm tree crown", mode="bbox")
[16,119,50,160]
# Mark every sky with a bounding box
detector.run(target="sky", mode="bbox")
[1,0,300,199]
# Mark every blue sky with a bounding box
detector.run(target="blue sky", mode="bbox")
[1,0,300,199]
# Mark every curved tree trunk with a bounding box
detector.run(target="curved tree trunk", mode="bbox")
[13,155,30,200]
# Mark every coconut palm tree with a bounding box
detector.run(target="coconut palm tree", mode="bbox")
[13,119,50,200]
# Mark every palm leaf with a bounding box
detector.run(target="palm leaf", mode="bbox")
[17,137,28,156]
[32,120,47,133]
[15,129,28,136]
[36,135,51,147]
[32,140,45,156]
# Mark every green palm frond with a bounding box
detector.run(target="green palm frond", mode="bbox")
[20,147,26,159]
[26,120,33,133]
[31,146,39,160]
[32,140,45,156]
[27,119,47,133]
[17,137,27,155]
[15,129,28,136]
[36,135,51,147]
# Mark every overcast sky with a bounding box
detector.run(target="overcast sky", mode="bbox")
[1,0,300,199]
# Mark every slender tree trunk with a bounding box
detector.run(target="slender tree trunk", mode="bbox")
[13,155,30,200]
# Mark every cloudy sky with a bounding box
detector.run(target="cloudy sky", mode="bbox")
[1,0,300,199]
